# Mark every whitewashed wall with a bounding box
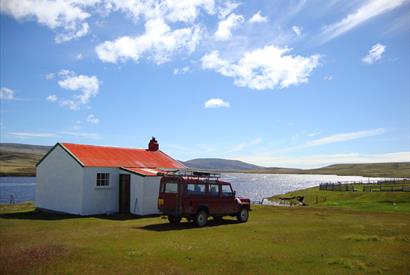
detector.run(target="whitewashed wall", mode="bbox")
[36,145,83,215]
[81,167,119,215]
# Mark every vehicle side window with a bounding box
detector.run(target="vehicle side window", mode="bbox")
[221,185,233,196]
[187,184,205,194]
[209,184,219,195]
[165,182,178,193]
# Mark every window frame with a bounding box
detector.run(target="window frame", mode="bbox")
[96,173,111,188]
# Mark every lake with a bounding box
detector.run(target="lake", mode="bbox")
[0,174,394,204]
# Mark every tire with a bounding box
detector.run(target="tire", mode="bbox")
[194,210,208,227]
[168,215,182,225]
[236,207,249,223]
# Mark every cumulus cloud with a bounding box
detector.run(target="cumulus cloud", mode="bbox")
[0,0,96,43]
[217,1,240,19]
[46,94,57,102]
[86,114,99,124]
[214,13,244,41]
[362,43,386,64]
[56,70,100,110]
[323,75,333,81]
[319,0,406,44]
[204,98,230,108]
[96,18,201,64]
[202,46,320,90]
[173,66,190,75]
[248,11,268,24]
[292,25,302,36]
[0,87,14,100]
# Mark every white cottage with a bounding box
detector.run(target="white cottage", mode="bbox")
[36,138,185,216]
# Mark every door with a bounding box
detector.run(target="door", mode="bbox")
[119,174,131,213]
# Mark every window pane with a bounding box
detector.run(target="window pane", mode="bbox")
[187,184,205,194]
[221,185,233,195]
[165,183,178,193]
[209,184,219,195]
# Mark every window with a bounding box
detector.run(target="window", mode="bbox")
[187,184,205,194]
[209,184,219,195]
[165,183,178,193]
[96,173,110,187]
[221,185,233,196]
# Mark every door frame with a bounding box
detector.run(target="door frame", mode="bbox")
[119,174,131,213]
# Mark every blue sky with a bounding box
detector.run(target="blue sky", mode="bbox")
[0,0,409,168]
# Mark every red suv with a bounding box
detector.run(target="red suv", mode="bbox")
[158,171,251,227]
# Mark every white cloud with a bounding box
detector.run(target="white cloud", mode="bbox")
[204,98,230,108]
[214,13,244,41]
[0,87,14,100]
[56,70,100,110]
[173,66,190,75]
[249,11,268,24]
[280,128,386,152]
[362,43,386,64]
[324,75,333,81]
[217,1,240,19]
[307,131,323,137]
[202,46,320,90]
[292,25,302,36]
[234,151,410,169]
[319,0,406,44]
[76,53,84,60]
[7,131,57,138]
[45,73,55,80]
[46,95,57,102]
[0,0,96,43]
[96,18,201,64]
[86,114,99,124]
[107,0,215,23]
[229,137,262,152]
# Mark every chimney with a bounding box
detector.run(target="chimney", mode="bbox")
[148,137,159,151]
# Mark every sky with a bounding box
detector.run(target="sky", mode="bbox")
[0,0,409,168]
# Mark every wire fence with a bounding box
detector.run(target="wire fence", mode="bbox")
[319,179,410,192]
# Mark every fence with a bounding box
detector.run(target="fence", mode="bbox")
[319,179,410,192]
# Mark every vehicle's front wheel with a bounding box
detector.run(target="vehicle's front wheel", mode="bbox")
[168,215,182,225]
[236,207,249,223]
[194,210,208,227]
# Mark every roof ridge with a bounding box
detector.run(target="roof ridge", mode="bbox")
[61,142,147,151]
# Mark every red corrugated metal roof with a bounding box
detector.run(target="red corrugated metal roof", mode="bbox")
[61,143,185,169]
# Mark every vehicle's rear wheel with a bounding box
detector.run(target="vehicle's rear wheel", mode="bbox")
[168,215,182,225]
[236,207,249,223]
[194,210,208,227]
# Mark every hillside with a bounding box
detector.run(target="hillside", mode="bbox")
[0,143,50,176]
[182,158,264,171]
[0,143,409,178]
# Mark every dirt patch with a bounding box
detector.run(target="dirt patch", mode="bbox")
[0,245,70,274]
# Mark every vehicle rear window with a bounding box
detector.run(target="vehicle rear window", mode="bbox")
[164,182,178,193]
[221,185,233,196]
[187,184,205,194]
[209,184,219,195]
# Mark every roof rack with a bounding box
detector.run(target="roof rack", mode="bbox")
[159,169,221,182]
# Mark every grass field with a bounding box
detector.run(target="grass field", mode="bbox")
[1,200,409,274]
[270,184,410,213]
[0,151,43,176]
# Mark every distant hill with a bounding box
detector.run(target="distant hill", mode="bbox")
[0,143,50,176]
[1,143,409,178]
[182,158,264,171]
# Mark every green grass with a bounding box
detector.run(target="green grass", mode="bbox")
[1,203,409,274]
[270,185,410,213]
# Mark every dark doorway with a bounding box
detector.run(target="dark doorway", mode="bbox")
[119,174,131,213]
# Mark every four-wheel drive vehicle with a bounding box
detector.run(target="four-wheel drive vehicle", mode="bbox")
[158,171,251,227]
